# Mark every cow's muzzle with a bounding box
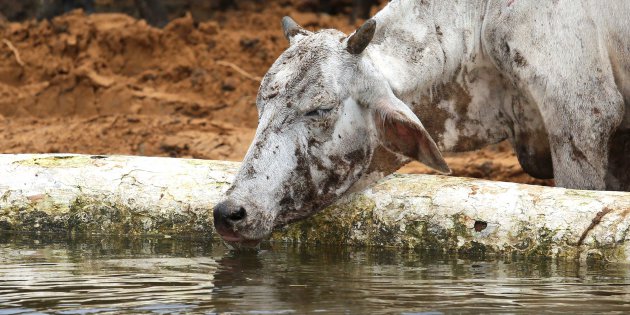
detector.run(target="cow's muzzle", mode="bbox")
[213,201,260,247]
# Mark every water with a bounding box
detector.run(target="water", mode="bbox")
[1,233,629,314]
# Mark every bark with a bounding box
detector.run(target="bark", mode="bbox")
[1,154,629,262]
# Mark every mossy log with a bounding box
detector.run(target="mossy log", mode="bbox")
[1,154,629,262]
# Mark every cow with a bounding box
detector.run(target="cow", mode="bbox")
[213,0,630,245]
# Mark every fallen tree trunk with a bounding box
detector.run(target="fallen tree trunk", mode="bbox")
[0,154,629,262]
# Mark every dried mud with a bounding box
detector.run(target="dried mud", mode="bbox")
[0,4,552,186]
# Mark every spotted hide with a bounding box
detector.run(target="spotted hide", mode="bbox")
[213,0,630,245]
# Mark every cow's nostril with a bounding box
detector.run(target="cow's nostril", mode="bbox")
[228,207,247,221]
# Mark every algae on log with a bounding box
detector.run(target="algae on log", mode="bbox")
[1,154,629,262]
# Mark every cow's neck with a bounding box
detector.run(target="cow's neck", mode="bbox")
[366,0,510,152]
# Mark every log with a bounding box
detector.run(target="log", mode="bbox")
[1,154,629,262]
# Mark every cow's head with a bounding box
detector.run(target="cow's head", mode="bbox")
[213,17,449,246]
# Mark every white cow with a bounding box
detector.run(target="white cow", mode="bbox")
[213,0,630,245]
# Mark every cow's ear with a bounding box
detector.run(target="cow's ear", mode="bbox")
[370,94,451,174]
[281,16,312,45]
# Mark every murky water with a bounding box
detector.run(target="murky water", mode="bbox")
[1,233,629,314]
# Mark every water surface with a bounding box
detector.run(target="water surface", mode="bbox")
[1,233,629,314]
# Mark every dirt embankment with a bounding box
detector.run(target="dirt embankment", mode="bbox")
[0,4,552,186]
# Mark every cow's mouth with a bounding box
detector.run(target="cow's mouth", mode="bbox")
[215,226,262,248]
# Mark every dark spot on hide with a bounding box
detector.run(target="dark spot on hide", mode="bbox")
[329,155,344,166]
[434,83,471,116]
[245,164,256,178]
[279,196,293,209]
[366,146,403,175]
[449,133,486,153]
[513,51,527,67]
[412,82,472,148]
[312,155,327,171]
[569,135,588,161]
[274,146,320,225]
[254,139,265,155]
[264,91,279,100]
[308,137,322,148]
[321,170,342,195]
[285,27,309,39]
[413,101,450,141]
[345,148,366,164]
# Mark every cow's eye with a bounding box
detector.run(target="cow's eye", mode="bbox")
[305,108,332,117]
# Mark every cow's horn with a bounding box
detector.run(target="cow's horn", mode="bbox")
[281,16,308,42]
[347,19,376,54]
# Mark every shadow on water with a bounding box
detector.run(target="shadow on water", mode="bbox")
[0,232,629,314]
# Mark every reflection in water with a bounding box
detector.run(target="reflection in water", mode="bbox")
[0,232,629,314]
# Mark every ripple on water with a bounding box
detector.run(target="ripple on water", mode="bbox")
[0,234,629,314]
